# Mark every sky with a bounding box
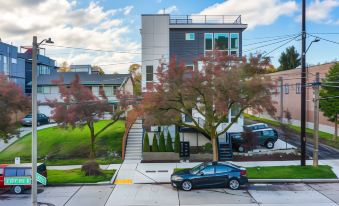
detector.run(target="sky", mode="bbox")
[0,0,338,74]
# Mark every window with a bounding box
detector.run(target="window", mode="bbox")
[3,56,9,75]
[146,65,153,82]
[201,166,215,175]
[17,169,25,176]
[5,168,17,176]
[284,84,289,94]
[184,66,193,79]
[104,86,114,97]
[184,109,193,123]
[296,83,301,94]
[230,104,240,123]
[25,169,32,176]
[38,86,51,94]
[216,165,232,174]
[204,33,213,51]
[11,58,17,64]
[214,33,228,50]
[230,33,239,49]
[185,33,195,40]
[263,130,275,137]
[92,86,99,96]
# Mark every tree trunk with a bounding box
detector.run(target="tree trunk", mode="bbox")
[211,133,218,161]
[334,118,338,142]
[88,122,96,159]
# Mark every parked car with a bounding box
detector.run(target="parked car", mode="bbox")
[171,162,248,191]
[243,123,268,131]
[232,128,279,152]
[21,113,49,126]
[0,163,47,194]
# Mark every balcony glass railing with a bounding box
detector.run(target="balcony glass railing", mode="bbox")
[170,15,242,25]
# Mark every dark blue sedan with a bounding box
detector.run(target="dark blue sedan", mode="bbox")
[171,162,248,191]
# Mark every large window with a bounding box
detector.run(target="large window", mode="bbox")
[38,65,51,75]
[3,56,9,75]
[185,33,195,41]
[230,33,239,56]
[104,86,114,97]
[214,33,228,50]
[284,84,289,94]
[204,33,213,51]
[296,83,301,94]
[146,65,153,82]
[92,86,99,96]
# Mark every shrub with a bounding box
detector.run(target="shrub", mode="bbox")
[159,132,166,152]
[166,131,174,152]
[143,133,150,152]
[174,131,180,153]
[152,134,159,152]
[203,143,213,153]
[81,160,102,176]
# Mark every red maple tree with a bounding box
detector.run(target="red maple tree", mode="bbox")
[143,51,276,160]
[46,74,136,159]
[0,74,30,142]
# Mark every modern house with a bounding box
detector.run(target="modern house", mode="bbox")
[36,69,133,117]
[248,62,338,135]
[18,48,57,94]
[123,14,248,161]
[0,41,26,91]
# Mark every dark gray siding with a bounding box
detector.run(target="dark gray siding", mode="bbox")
[169,28,243,65]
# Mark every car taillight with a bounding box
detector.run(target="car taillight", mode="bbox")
[240,170,247,176]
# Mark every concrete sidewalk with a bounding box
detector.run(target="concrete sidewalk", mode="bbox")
[47,164,121,171]
[114,159,339,184]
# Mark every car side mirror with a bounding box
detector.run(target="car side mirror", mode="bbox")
[198,172,204,176]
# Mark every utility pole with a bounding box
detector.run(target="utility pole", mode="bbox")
[279,77,284,123]
[300,0,307,166]
[31,36,38,206]
[313,72,320,167]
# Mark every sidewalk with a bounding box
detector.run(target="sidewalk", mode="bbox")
[0,123,57,152]
[113,159,339,184]
[47,164,121,171]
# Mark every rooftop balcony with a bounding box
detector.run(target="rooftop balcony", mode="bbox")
[170,15,242,25]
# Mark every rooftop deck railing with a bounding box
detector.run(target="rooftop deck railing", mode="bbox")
[170,15,242,25]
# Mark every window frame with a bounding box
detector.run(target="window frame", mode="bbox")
[185,33,195,41]
[296,83,301,94]
[214,33,229,51]
[204,33,214,51]
[284,83,289,94]
[146,65,154,82]
[230,33,239,56]
[200,165,215,175]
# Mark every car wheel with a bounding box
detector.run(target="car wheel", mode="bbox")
[228,178,240,190]
[266,140,274,149]
[11,185,24,194]
[181,180,193,191]
[238,145,245,153]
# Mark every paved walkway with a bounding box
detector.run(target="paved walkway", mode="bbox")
[0,123,57,152]
[114,159,339,184]
[47,164,121,171]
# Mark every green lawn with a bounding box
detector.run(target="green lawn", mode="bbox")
[0,120,125,165]
[48,169,115,184]
[173,165,337,179]
[244,114,339,149]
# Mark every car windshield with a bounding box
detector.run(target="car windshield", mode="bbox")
[25,114,32,118]
[190,163,206,174]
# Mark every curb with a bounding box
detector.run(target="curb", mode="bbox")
[47,182,112,187]
[248,179,339,183]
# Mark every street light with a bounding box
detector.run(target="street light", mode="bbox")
[31,36,53,206]
[306,37,320,53]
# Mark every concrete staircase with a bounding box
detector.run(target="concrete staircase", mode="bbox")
[124,119,143,161]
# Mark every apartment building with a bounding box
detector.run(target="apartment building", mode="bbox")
[0,41,26,91]
[249,62,338,134]
[139,14,247,159]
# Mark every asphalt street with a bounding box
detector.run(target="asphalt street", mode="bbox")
[1,183,339,206]
[245,119,339,159]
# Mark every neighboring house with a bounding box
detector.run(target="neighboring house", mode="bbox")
[139,14,247,157]
[18,48,57,94]
[247,62,338,134]
[0,41,26,91]
[36,71,133,117]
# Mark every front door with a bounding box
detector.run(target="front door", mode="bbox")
[192,165,218,187]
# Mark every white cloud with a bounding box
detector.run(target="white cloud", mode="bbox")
[0,0,139,74]
[306,0,339,23]
[157,5,178,14]
[197,0,298,29]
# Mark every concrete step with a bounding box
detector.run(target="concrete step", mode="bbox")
[131,124,143,129]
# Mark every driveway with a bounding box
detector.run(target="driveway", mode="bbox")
[245,119,339,159]
[2,183,339,206]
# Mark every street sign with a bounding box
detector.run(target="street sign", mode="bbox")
[36,173,47,185]
[4,177,31,185]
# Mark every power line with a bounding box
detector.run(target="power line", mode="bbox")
[307,33,339,45]
[243,33,299,41]
[243,34,300,47]
[262,34,301,57]
[243,35,300,53]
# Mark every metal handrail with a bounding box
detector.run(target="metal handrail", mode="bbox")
[170,15,242,24]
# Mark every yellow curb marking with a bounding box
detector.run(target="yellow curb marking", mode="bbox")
[114,179,133,184]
